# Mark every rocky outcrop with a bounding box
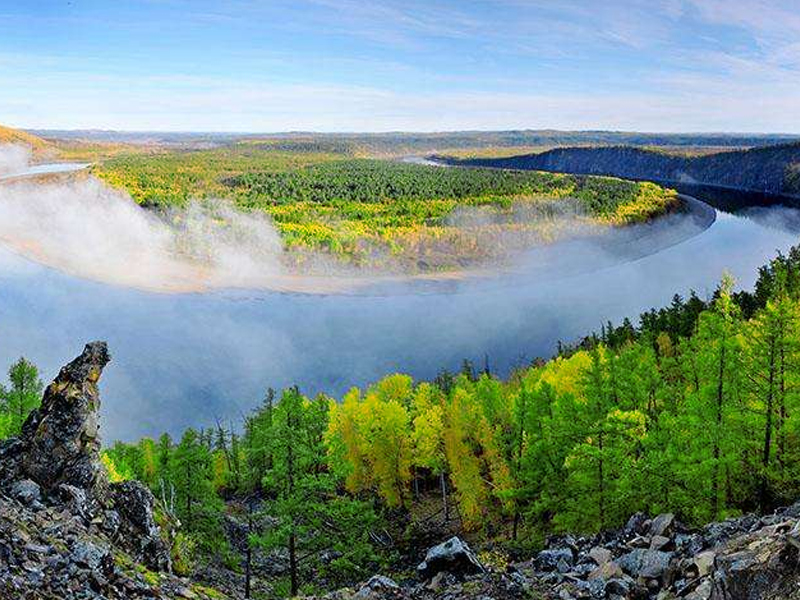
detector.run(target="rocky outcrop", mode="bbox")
[2,341,110,492]
[0,342,211,599]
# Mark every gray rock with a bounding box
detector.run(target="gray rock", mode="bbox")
[618,548,673,579]
[604,577,631,596]
[535,547,574,572]
[70,540,107,570]
[588,546,612,565]
[57,484,90,519]
[624,512,649,537]
[110,480,172,572]
[354,575,400,599]
[649,535,671,550]
[417,536,485,579]
[649,513,675,538]
[10,480,40,506]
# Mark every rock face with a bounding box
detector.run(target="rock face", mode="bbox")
[0,342,201,599]
[19,341,110,492]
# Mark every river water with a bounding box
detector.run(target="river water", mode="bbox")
[0,165,797,441]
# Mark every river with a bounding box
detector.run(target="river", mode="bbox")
[0,164,797,441]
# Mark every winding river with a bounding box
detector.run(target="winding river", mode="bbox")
[0,163,797,441]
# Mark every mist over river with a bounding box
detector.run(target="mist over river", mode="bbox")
[0,171,798,441]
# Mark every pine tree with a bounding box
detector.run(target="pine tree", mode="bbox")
[0,357,43,436]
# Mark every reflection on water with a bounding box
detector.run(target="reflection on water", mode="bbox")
[0,186,798,441]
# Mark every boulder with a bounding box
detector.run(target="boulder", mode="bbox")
[110,480,172,572]
[706,532,800,600]
[649,535,671,551]
[417,536,485,579]
[588,560,623,581]
[693,550,715,577]
[618,548,673,580]
[354,575,401,599]
[588,546,613,565]
[10,480,40,506]
[649,513,675,538]
[624,512,649,537]
[535,547,574,572]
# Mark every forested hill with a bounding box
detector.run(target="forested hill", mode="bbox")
[442,143,800,197]
[0,124,50,154]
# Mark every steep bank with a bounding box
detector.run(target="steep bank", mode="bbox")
[441,143,800,198]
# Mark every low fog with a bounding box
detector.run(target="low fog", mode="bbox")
[0,174,290,293]
[1,144,798,442]
[0,144,611,294]
[0,144,31,176]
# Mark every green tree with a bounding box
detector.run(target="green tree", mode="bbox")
[0,357,43,436]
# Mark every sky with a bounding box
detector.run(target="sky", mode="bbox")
[1,0,799,132]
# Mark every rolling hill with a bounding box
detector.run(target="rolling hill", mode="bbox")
[0,124,50,154]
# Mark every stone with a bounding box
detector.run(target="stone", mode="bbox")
[57,484,91,519]
[70,540,107,570]
[588,560,623,580]
[604,577,632,596]
[535,548,574,572]
[109,480,172,572]
[649,513,675,538]
[693,550,715,577]
[588,546,612,565]
[417,537,485,580]
[650,535,671,551]
[10,480,40,506]
[624,512,649,537]
[354,575,401,599]
[684,579,713,600]
[618,549,673,579]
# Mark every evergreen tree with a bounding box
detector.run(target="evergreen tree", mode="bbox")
[0,357,43,436]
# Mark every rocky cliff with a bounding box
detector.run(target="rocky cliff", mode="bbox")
[443,143,800,197]
[0,342,220,599]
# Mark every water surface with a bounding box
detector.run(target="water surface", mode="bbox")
[0,180,796,441]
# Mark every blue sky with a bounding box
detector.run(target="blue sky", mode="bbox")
[1,0,799,132]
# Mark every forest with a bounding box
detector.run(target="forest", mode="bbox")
[93,147,678,269]
[3,245,800,597]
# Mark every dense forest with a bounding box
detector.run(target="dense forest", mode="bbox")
[94,150,677,269]
[445,143,800,197]
[4,246,800,597]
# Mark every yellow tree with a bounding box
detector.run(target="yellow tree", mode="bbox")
[411,382,449,517]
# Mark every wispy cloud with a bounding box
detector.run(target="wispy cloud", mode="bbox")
[1,0,799,131]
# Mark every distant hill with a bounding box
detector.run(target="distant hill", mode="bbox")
[0,124,50,154]
[442,142,800,197]
[30,129,800,156]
